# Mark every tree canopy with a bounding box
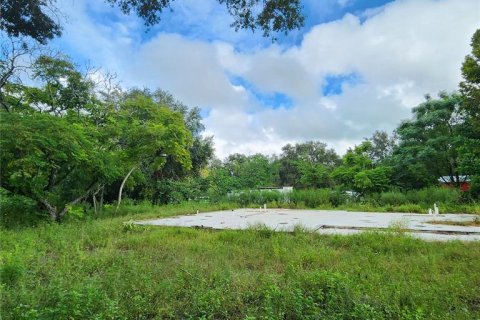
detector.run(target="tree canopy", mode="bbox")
[0,0,62,44]
[1,0,305,44]
[0,55,197,220]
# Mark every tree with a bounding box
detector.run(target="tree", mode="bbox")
[296,161,330,189]
[111,92,193,210]
[331,142,391,193]
[205,158,237,196]
[0,112,116,221]
[279,141,340,187]
[460,29,480,120]
[0,37,46,113]
[393,93,466,189]
[151,89,214,178]
[206,153,278,193]
[1,0,62,44]
[459,29,480,193]
[0,53,196,218]
[24,55,97,116]
[0,54,122,220]
[365,130,396,164]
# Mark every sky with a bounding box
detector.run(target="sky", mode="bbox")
[52,0,480,159]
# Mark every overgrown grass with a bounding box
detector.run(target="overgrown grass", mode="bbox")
[225,187,479,214]
[1,203,480,319]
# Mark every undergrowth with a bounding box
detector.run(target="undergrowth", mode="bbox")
[1,203,480,319]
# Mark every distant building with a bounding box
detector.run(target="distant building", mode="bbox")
[438,175,471,192]
[258,186,293,194]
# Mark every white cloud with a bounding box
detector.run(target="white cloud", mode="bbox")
[54,0,480,159]
[210,0,479,157]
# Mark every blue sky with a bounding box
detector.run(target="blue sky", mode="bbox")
[51,0,479,158]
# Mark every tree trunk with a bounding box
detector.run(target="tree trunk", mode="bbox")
[99,187,104,213]
[92,185,104,216]
[93,194,97,215]
[41,186,96,222]
[41,199,59,221]
[116,166,136,213]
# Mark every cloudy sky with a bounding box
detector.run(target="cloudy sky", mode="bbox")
[52,0,479,159]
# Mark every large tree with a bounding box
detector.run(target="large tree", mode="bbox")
[392,93,466,189]
[110,91,193,210]
[460,29,480,120]
[331,142,391,194]
[151,89,214,178]
[279,141,340,187]
[458,29,480,192]
[0,112,115,221]
[0,0,62,44]
[0,55,195,219]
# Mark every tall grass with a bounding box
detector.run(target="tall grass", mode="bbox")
[1,210,479,319]
[223,187,476,213]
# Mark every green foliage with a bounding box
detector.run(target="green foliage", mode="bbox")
[1,54,200,220]
[378,190,408,206]
[0,259,24,287]
[364,187,462,210]
[279,141,340,187]
[291,189,332,207]
[150,178,206,204]
[332,142,392,193]
[1,0,62,43]
[106,0,304,38]
[0,188,40,227]
[222,187,473,213]
[222,153,278,190]
[459,29,480,194]
[116,92,193,170]
[0,111,115,221]
[297,161,331,188]
[2,0,305,47]
[2,207,479,319]
[228,190,284,207]
[393,93,466,189]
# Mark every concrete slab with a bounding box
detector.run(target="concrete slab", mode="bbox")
[136,208,480,241]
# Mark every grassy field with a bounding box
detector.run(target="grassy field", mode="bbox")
[1,203,480,319]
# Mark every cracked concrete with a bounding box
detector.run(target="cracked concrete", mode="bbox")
[136,208,480,241]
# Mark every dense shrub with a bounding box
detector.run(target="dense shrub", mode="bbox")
[405,187,461,205]
[220,187,472,212]
[291,189,331,207]
[229,191,284,207]
[378,191,409,206]
[0,188,42,227]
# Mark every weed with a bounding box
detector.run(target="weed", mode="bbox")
[388,218,410,233]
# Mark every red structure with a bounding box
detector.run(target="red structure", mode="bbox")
[438,176,471,192]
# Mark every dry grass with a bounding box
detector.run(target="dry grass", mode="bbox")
[427,216,480,227]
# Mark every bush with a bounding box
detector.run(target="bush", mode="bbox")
[291,189,331,208]
[329,189,347,207]
[405,187,461,205]
[228,190,284,207]
[0,188,42,227]
[378,191,408,206]
[394,204,424,213]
